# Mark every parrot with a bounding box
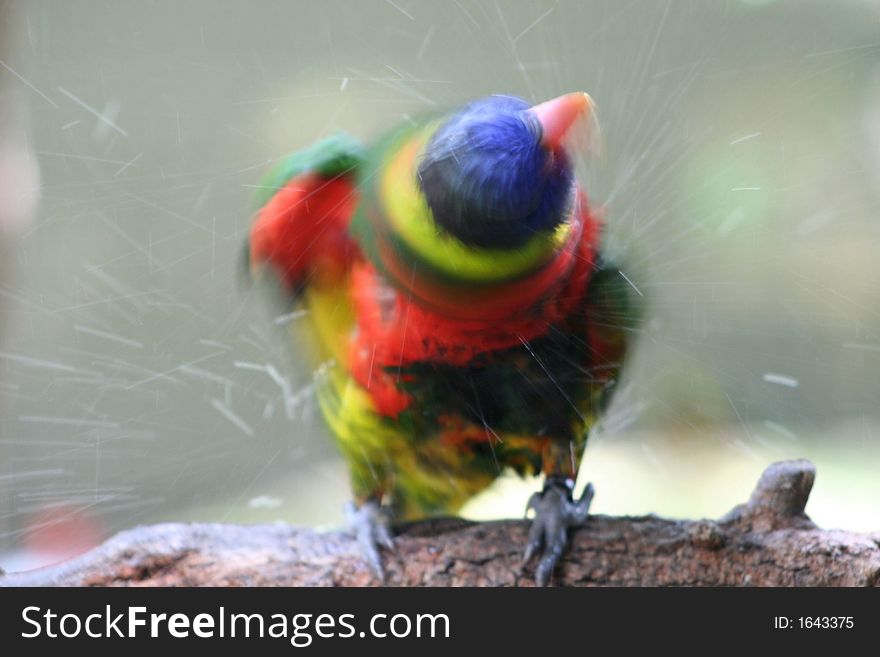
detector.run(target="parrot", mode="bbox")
[245,92,634,585]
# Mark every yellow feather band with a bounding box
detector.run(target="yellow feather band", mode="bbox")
[380,126,574,284]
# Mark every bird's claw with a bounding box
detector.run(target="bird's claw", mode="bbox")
[345,500,394,581]
[522,478,594,586]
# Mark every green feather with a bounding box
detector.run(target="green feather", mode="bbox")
[252,131,366,209]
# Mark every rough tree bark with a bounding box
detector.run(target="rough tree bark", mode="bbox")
[2,459,879,586]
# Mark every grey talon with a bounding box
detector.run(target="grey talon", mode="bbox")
[522,479,595,586]
[345,500,394,581]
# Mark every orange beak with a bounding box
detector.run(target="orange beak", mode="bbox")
[530,92,594,150]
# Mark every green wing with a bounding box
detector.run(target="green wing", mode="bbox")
[582,256,643,413]
[252,131,366,210]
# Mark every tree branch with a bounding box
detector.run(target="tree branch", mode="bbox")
[2,459,879,586]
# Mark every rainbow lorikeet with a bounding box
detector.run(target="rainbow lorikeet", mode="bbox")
[246,92,633,585]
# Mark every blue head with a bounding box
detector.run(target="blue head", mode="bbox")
[417,94,588,249]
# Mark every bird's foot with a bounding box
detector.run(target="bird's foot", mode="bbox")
[345,500,394,581]
[522,477,594,586]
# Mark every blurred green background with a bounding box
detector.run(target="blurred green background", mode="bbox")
[2,0,880,572]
